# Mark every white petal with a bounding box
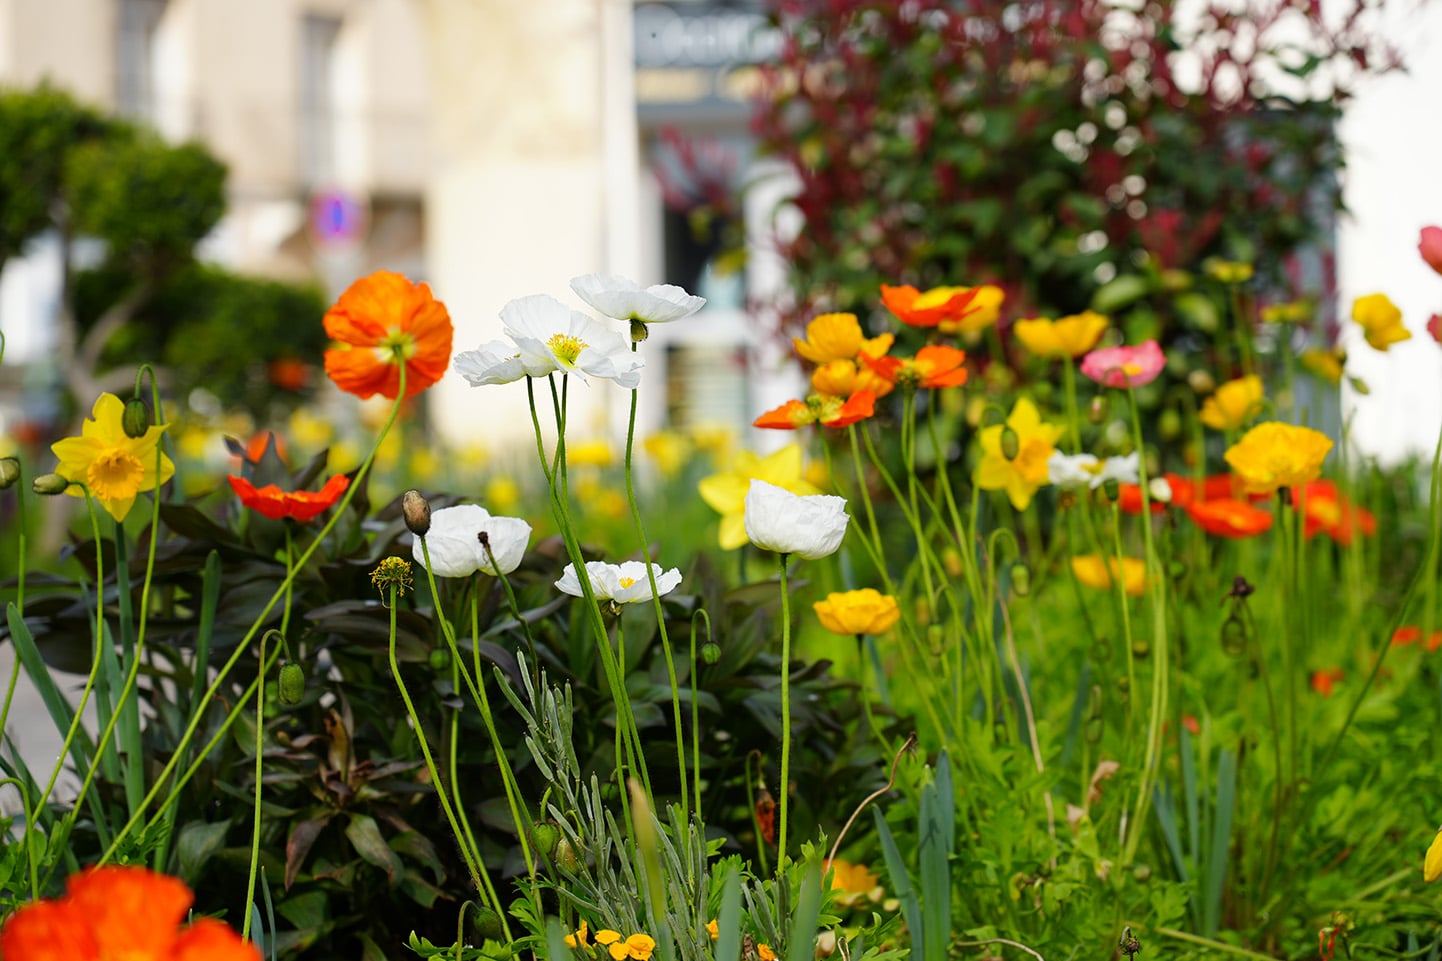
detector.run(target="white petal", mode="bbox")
[475,514,533,575]
[743,479,848,560]
[454,340,528,386]
[570,273,705,324]
[413,504,492,577]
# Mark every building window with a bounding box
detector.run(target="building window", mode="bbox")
[300,14,342,187]
[665,342,749,430]
[116,0,166,121]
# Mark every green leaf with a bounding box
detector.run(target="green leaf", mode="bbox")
[176,819,231,881]
[345,814,402,885]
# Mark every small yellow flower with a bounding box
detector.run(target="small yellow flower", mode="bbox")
[620,934,656,961]
[757,944,777,961]
[938,284,1006,336]
[1199,375,1265,431]
[643,430,691,478]
[1070,555,1147,597]
[1351,292,1411,351]
[1013,311,1109,359]
[706,919,719,940]
[975,397,1065,510]
[1300,347,1345,385]
[1203,258,1254,284]
[813,589,901,636]
[1224,422,1333,495]
[698,443,821,550]
[1260,300,1312,324]
[50,393,176,521]
[1425,826,1442,883]
[568,439,615,469]
[370,556,414,600]
[485,475,522,515]
[564,920,590,948]
[827,859,883,907]
[794,312,866,364]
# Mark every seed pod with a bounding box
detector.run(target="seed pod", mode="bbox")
[470,905,504,941]
[278,661,305,704]
[630,318,650,343]
[401,489,431,536]
[32,472,69,495]
[1000,426,1020,460]
[122,398,151,438]
[428,647,452,672]
[1219,613,1247,656]
[701,642,721,665]
[554,836,582,873]
[1010,563,1031,597]
[0,457,20,490]
[530,821,561,860]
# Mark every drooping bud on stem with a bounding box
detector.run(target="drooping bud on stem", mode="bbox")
[32,472,70,495]
[0,457,20,490]
[402,489,431,536]
[122,398,151,438]
[278,661,305,704]
[1000,427,1020,460]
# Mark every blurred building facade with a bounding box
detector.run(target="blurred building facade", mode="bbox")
[0,0,794,453]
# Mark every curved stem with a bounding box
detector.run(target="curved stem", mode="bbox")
[776,551,793,864]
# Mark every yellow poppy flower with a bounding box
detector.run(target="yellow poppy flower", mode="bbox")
[758,946,777,961]
[794,312,865,364]
[643,430,691,478]
[1203,258,1254,284]
[564,920,590,947]
[1224,422,1333,495]
[938,284,1006,336]
[595,930,623,948]
[1013,311,1109,358]
[698,443,821,550]
[827,859,883,907]
[1070,555,1147,597]
[1199,375,1265,431]
[1426,826,1442,883]
[51,393,176,521]
[975,397,1065,510]
[813,589,901,636]
[706,919,719,940]
[1300,347,1344,385]
[1351,292,1411,351]
[568,439,615,469]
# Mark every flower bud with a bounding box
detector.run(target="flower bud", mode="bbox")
[1157,409,1181,440]
[630,318,650,343]
[278,661,305,704]
[701,642,721,664]
[470,905,504,941]
[122,398,151,438]
[1010,563,1031,597]
[0,457,20,490]
[1102,478,1120,502]
[530,821,562,860]
[32,472,70,495]
[428,647,452,672]
[1219,613,1247,656]
[1000,427,1020,460]
[402,489,431,537]
[554,836,582,873]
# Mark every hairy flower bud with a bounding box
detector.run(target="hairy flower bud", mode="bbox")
[1000,427,1020,460]
[1010,562,1031,597]
[402,489,431,537]
[0,457,20,490]
[122,398,151,439]
[278,661,305,705]
[470,905,504,941]
[554,836,582,873]
[428,647,452,672]
[531,821,562,860]
[701,642,721,664]
[32,472,70,495]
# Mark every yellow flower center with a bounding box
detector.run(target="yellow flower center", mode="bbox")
[377,329,417,364]
[1122,362,1143,376]
[618,576,636,589]
[86,448,145,501]
[547,333,588,366]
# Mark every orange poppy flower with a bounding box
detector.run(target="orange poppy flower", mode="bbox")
[865,344,968,389]
[879,284,980,328]
[228,473,350,522]
[1186,498,1273,538]
[754,391,876,430]
[1298,480,1376,546]
[1391,625,1442,650]
[0,865,257,960]
[323,271,453,400]
[1310,667,1344,697]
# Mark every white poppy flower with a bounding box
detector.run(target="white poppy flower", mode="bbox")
[1047,452,1101,490]
[500,294,644,388]
[454,339,528,386]
[743,479,848,560]
[570,273,706,324]
[1094,452,1140,488]
[555,559,683,603]
[1147,476,1174,504]
[412,504,532,577]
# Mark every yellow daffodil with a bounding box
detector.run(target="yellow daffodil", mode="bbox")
[568,439,615,469]
[794,312,867,364]
[1300,347,1344,385]
[51,393,175,521]
[1425,826,1442,883]
[1199,375,1265,431]
[1351,292,1411,351]
[1224,422,1333,495]
[813,589,900,635]
[564,920,590,947]
[975,397,1065,510]
[938,284,1006,336]
[698,443,821,549]
[643,430,691,478]
[827,859,883,907]
[1013,310,1110,358]
[1071,555,1147,597]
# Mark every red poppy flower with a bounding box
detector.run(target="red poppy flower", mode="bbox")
[0,865,257,961]
[1299,480,1376,546]
[1310,667,1344,697]
[1186,498,1273,538]
[228,473,350,522]
[865,344,968,389]
[754,391,876,430]
[879,284,980,328]
[323,271,453,400]
[1392,625,1442,649]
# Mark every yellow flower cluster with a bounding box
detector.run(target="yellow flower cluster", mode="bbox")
[565,921,656,961]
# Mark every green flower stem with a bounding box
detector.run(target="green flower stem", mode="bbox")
[0,776,38,899]
[1278,496,1300,784]
[776,551,794,864]
[1110,501,1138,743]
[386,582,487,899]
[689,609,708,820]
[241,629,278,941]
[416,537,535,879]
[825,436,887,579]
[524,377,651,800]
[100,363,410,865]
[0,467,30,772]
[622,353,689,820]
[613,614,634,834]
[845,425,895,595]
[1062,356,1084,453]
[1122,382,1170,868]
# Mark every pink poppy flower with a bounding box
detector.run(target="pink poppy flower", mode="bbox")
[1420,226,1442,276]
[1428,313,1441,344]
[1079,340,1166,388]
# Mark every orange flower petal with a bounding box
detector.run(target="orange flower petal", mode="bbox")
[173,918,261,961]
[0,900,99,961]
[66,866,191,958]
[754,399,813,430]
